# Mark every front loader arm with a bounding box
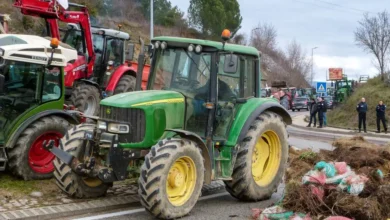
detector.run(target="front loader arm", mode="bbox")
[14,0,95,77]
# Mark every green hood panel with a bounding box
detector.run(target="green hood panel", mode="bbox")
[101,90,185,108]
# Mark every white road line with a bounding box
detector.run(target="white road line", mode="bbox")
[73,192,229,220]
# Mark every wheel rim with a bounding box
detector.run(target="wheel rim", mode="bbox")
[82,177,103,187]
[84,96,97,116]
[29,131,62,174]
[252,130,281,186]
[166,156,197,206]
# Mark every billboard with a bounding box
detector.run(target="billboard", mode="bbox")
[329,68,343,80]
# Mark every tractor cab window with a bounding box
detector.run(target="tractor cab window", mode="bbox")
[150,48,212,137]
[0,61,41,134]
[42,66,62,103]
[62,29,84,55]
[106,38,124,67]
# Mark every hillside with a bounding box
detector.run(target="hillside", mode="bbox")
[328,77,390,131]
[1,0,310,87]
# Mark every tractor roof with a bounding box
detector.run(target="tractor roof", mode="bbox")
[0,34,77,67]
[152,36,260,57]
[91,27,130,40]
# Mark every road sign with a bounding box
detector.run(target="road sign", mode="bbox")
[316,82,327,93]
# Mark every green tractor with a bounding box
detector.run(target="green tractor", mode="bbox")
[334,75,354,103]
[46,32,292,219]
[0,34,83,180]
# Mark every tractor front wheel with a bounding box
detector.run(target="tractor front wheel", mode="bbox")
[70,83,100,116]
[54,124,110,198]
[138,138,204,219]
[114,75,136,94]
[7,116,70,180]
[225,111,288,201]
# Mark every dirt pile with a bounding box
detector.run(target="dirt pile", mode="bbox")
[283,136,390,220]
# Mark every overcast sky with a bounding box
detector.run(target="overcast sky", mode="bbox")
[169,0,386,82]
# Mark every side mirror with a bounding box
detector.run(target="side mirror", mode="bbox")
[223,54,238,73]
[126,43,135,61]
[0,74,4,93]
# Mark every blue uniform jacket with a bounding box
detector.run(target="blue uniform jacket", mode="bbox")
[376,104,386,117]
[356,102,368,114]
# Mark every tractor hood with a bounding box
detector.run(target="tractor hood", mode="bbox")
[100,90,185,108]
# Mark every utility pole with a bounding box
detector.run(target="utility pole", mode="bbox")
[150,0,154,41]
[311,47,318,86]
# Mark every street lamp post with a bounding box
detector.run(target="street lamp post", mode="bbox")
[311,47,318,86]
[150,0,154,41]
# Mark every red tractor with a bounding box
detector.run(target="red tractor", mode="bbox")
[14,0,150,116]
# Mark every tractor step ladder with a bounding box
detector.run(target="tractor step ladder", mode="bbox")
[0,147,7,171]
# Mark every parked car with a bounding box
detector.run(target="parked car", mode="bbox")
[323,96,334,109]
[292,97,310,111]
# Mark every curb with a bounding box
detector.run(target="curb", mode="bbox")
[0,181,226,220]
[290,123,390,140]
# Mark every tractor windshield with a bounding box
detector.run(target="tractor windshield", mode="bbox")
[0,60,62,142]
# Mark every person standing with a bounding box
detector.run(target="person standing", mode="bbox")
[322,97,328,127]
[356,97,368,133]
[307,98,317,127]
[317,97,324,128]
[376,100,387,133]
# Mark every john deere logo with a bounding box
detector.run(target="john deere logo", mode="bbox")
[106,108,111,114]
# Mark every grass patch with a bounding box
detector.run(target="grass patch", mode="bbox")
[0,174,57,198]
[328,76,390,130]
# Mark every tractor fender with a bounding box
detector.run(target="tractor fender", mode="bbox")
[78,79,103,98]
[237,102,292,143]
[165,129,212,184]
[105,65,137,93]
[5,110,81,149]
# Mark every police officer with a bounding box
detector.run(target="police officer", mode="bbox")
[356,97,368,133]
[376,100,387,133]
[317,97,324,128]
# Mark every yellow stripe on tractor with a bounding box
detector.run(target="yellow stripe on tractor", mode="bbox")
[132,98,185,107]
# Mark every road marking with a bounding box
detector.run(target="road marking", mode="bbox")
[73,192,229,220]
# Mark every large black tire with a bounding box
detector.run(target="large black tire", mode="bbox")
[53,123,110,198]
[114,75,136,94]
[225,111,288,201]
[70,83,100,116]
[7,116,70,180]
[138,138,204,219]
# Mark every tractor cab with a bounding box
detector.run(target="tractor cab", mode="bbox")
[61,24,131,88]
[147,36,258,138]
[0,35,77,142]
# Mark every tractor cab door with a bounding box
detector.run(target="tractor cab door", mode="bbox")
[98,37,125,88]
[214,53,256,139]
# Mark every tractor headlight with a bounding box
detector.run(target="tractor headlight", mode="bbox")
[98,121,107,130]
[195,45,202,53]
[154,41,161,49]
[0,49,4,57]
[161,41,167,50]
[108,123,130,134]
[188,44,195,52]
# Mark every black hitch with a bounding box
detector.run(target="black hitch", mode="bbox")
[43,140,74,165]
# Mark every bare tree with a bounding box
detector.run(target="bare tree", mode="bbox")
[250,23,277,53]
[286,39,311,80]
[355,11,390,81]
[231,33,248,45]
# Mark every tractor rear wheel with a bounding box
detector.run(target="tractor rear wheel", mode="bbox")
[225,111,288,201]
[53,124,110,198]
[138,138,204,219]
[70,83,100,116]
[114,75,136,94]
[7,116,70,180]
